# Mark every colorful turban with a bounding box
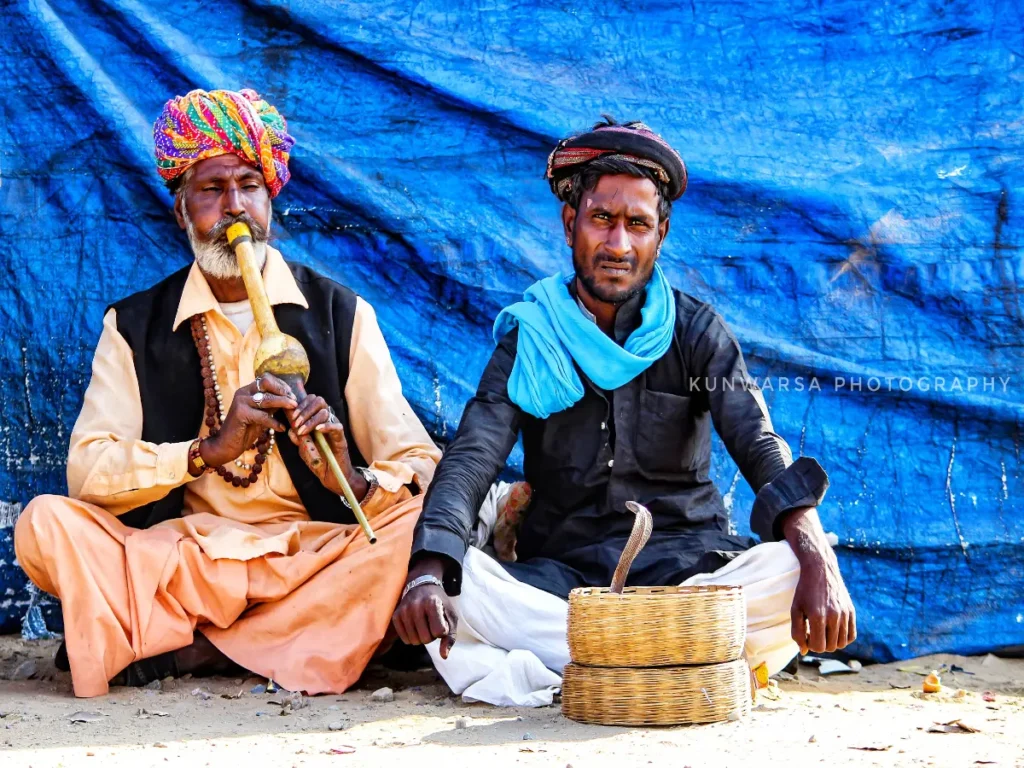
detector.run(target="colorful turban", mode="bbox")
[546,120,687,201]
[154,88,295,197]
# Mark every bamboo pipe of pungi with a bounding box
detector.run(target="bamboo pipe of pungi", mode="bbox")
[225,222,377,545]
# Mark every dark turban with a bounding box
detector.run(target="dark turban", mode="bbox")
[546,120,687,202]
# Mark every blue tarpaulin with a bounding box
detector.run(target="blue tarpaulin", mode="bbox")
[1,1,1022,658]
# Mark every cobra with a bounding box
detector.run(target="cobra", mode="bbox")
[609,500,654,594]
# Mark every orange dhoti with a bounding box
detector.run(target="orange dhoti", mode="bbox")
[14,494,421,698]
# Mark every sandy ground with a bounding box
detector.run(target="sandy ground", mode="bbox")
[0,638,1022,768]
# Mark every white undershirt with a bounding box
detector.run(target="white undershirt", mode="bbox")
[219,299,255,336]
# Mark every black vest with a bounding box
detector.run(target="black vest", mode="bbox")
[110,262,366,529]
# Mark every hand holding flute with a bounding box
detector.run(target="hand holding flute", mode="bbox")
[280,377,369,503]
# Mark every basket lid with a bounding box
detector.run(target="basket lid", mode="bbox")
[570,584,744,599]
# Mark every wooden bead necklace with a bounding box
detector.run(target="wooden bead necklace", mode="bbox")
[190,314,274,488]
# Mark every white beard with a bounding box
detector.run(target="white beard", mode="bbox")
[183,206,269,280]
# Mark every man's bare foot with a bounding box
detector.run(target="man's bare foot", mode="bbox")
[493,481,531,562]
[109,631,243,687]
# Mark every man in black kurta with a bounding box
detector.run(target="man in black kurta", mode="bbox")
[392,119,855,705]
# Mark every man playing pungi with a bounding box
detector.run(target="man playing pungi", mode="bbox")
[15,88,441,698]
[392,119,856,706]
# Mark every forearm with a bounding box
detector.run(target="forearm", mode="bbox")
[709,381,827,541]
[411,439,511,569]
[783,505,856,654]
[695,310,828,540]
[66,308,196,514]
[781,506,831,558]
[353,448,437,518]
[69,434,194,515]
[407,552,449,580]
[411,334,523,592]
[342,299,444,516]
[750,456,830,541]
[704,356,794,493]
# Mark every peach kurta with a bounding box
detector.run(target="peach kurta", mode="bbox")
[15,249,441,697]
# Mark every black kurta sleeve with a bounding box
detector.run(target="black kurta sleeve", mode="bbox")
[411,330,523,594]
[688,306,829,542]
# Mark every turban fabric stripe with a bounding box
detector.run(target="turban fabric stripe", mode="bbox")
[154,88,294,198]
[546,122,687,201]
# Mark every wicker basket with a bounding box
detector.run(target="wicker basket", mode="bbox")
[568,584,746,667]
[561,659,752,726]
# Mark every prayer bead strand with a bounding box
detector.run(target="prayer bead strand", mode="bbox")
[190,314,274,488]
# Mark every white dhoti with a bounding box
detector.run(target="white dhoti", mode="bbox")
[427,542,801,707]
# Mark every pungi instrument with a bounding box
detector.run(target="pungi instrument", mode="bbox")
[226,222,376,544]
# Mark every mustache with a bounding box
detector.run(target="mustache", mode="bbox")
[204,213,270,244]
[593,254,636,268]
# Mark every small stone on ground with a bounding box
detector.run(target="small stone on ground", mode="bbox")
[9,660,37,681]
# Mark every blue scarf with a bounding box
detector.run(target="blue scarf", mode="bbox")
[493,264,677,419]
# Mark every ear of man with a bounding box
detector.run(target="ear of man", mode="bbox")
[561,203,577,246]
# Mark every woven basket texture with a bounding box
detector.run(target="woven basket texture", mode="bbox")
[567,584,745,667]
[561,659,752,726]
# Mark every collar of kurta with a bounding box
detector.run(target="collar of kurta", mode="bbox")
[569,279,646,345]
[172,246,309,331]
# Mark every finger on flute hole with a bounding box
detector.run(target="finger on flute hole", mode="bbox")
[259,374,297,400]
[300,412,329,435]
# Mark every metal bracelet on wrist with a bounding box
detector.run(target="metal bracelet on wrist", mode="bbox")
[401,574,444,602]
[340,466,378,509]
[188,438,210,476]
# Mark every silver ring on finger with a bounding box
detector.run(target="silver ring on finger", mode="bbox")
[252,391,266,406]
[255,376,264,394]
[328,406,338,424]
